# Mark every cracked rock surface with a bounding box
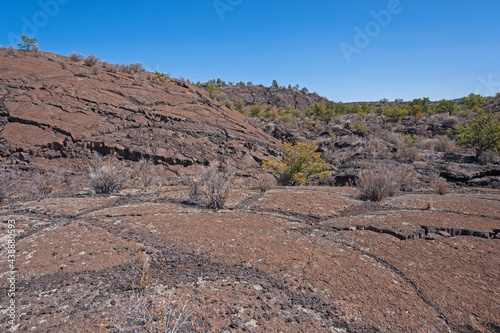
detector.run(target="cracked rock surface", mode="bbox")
[0,50,281,175]
[1,186,499,332]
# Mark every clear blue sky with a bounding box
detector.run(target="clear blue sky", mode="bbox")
[1,0,499,102]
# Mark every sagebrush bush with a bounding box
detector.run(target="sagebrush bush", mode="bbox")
[249,174,277,192]
[6,44,16,56]
[435,178,450,195]
[88,154,129,194]
[84,53,99,67]
[188,162,234,209]
[70,52,83,62]
[133,158,162,188]
[32,170,59,199]
[262,141,333,185]
[356,164,411,202]
[113,250,192,333]
[0,166,16,202]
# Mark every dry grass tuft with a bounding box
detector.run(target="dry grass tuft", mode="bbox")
[133,158,162,189]
[32,170,59,199]
[113,247,193,333]
[88,153,129,194]
[187,162,234,209]
[434,178,450,195]
[70,52,83,62]
[249,173,277,192]
[84,53,99,67]
[356,164,412,202]
[0,166,16,202]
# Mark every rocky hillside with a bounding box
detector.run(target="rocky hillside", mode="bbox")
[206,83,328,111]
[0,49,281,176]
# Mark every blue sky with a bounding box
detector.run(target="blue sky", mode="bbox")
[1,0,499,102]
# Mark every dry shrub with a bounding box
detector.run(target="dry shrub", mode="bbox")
[249,173,277,192]
[120,63,145,74]
[92,65,100,75]
[113,248,193,333]
[130,244,151,293]
[435,178,450,195]
[133,71,146,86]
[105,62,118,73]
[433,135,459,153]
[366,136,391,159]
[477,149,497,165]
[70,52,83,62]
[30,45,40,57]
[188,162,234,209]
[88,153,129,194]
[113,290,192,333]
[395,144,421,162]
[84,53,99,67]
[6,44,16,56]
[357,164,412,202]
[0,166,16,202]
[133,158,162,189]
[32,170,59,199]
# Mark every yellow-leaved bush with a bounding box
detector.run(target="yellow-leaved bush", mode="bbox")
[262,141,333,185]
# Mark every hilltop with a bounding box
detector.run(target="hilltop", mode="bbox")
[0,49,281,177]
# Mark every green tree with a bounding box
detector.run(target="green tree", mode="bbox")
[262,141,333,185]
[17,36,38,50]
[410,97,430,113]
[458,93,486,109]
[433,99,458,114]
[250,104,263,117]
[272,80,279,88]
[233,100,244,113]
[207,84,221,100]
[449,110,500,157]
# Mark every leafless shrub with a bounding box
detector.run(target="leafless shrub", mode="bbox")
[6,44,16,56]
[129,62,145,73]
[432,135,460,153]
[113,289,192,333]
[133,158,162,189]
[434,178,450,195]
[366,136,391,159]
[84,53,99,67]
[70,52,84,62]
[120,63,145,74]
[188,162,234,209]
[249,173,277,192]
[32,170,59,199]
[113,248,193,333]
[0,166,16,202]
[178,76,187,83]
[75,71,88,77]
[395,144,421,162]
[477,149,497,165]
[105,62,118,73]
[133,71,146,86]
[356,164,412,202]
[88,153,129,194]
[30,45,40,57]
[92,65,100,75]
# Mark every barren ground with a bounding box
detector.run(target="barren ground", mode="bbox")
[1,185,499,332]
